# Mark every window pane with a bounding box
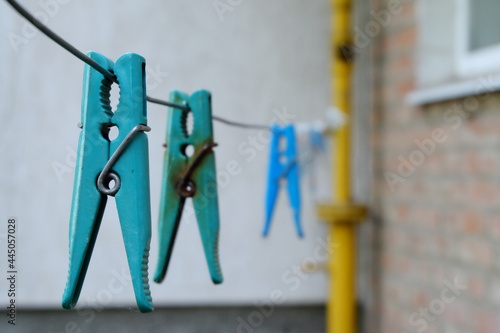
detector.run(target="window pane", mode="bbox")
[469,0,500,51]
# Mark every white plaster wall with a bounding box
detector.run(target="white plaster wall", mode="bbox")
[0,0,331,309]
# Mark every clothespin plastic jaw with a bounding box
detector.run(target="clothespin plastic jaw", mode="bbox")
[263,125,303,238]
[62,52,153,313]
[154,90,223,285]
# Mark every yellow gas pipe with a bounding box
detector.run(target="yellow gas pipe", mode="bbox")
[317,0,367,332]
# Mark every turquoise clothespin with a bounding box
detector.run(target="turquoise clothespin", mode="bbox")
[62,52,153,313]
[154,90,223,285]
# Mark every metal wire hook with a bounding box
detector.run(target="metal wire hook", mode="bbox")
[175,142,218,198]
[97,124,151,196]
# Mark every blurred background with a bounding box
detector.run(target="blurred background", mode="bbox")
[3,0,500,332]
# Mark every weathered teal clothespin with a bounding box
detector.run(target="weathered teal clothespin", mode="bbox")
[62,52,153,313]
[154,90,223,285]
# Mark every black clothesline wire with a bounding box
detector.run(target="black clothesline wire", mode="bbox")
[4,0,271,131]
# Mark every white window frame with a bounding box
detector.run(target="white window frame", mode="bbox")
[456,0,500,77]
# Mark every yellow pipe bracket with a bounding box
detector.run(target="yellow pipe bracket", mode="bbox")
[317,203,368,225]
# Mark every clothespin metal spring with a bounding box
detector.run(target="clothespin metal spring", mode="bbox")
[175,142,218,198]
[96,124,151,196]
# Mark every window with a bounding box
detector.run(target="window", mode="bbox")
[408,0,500,105]
[457,0,500,76]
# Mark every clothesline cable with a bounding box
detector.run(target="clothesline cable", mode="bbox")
[4,0,272,131]
[212,115,271,131]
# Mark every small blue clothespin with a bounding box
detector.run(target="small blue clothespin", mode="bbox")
[309,128,326,152]
[62,52,153,313]
[263,124,302,238]
[154,90,223,285]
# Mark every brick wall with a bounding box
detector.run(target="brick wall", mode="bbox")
[366,0,500,332]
